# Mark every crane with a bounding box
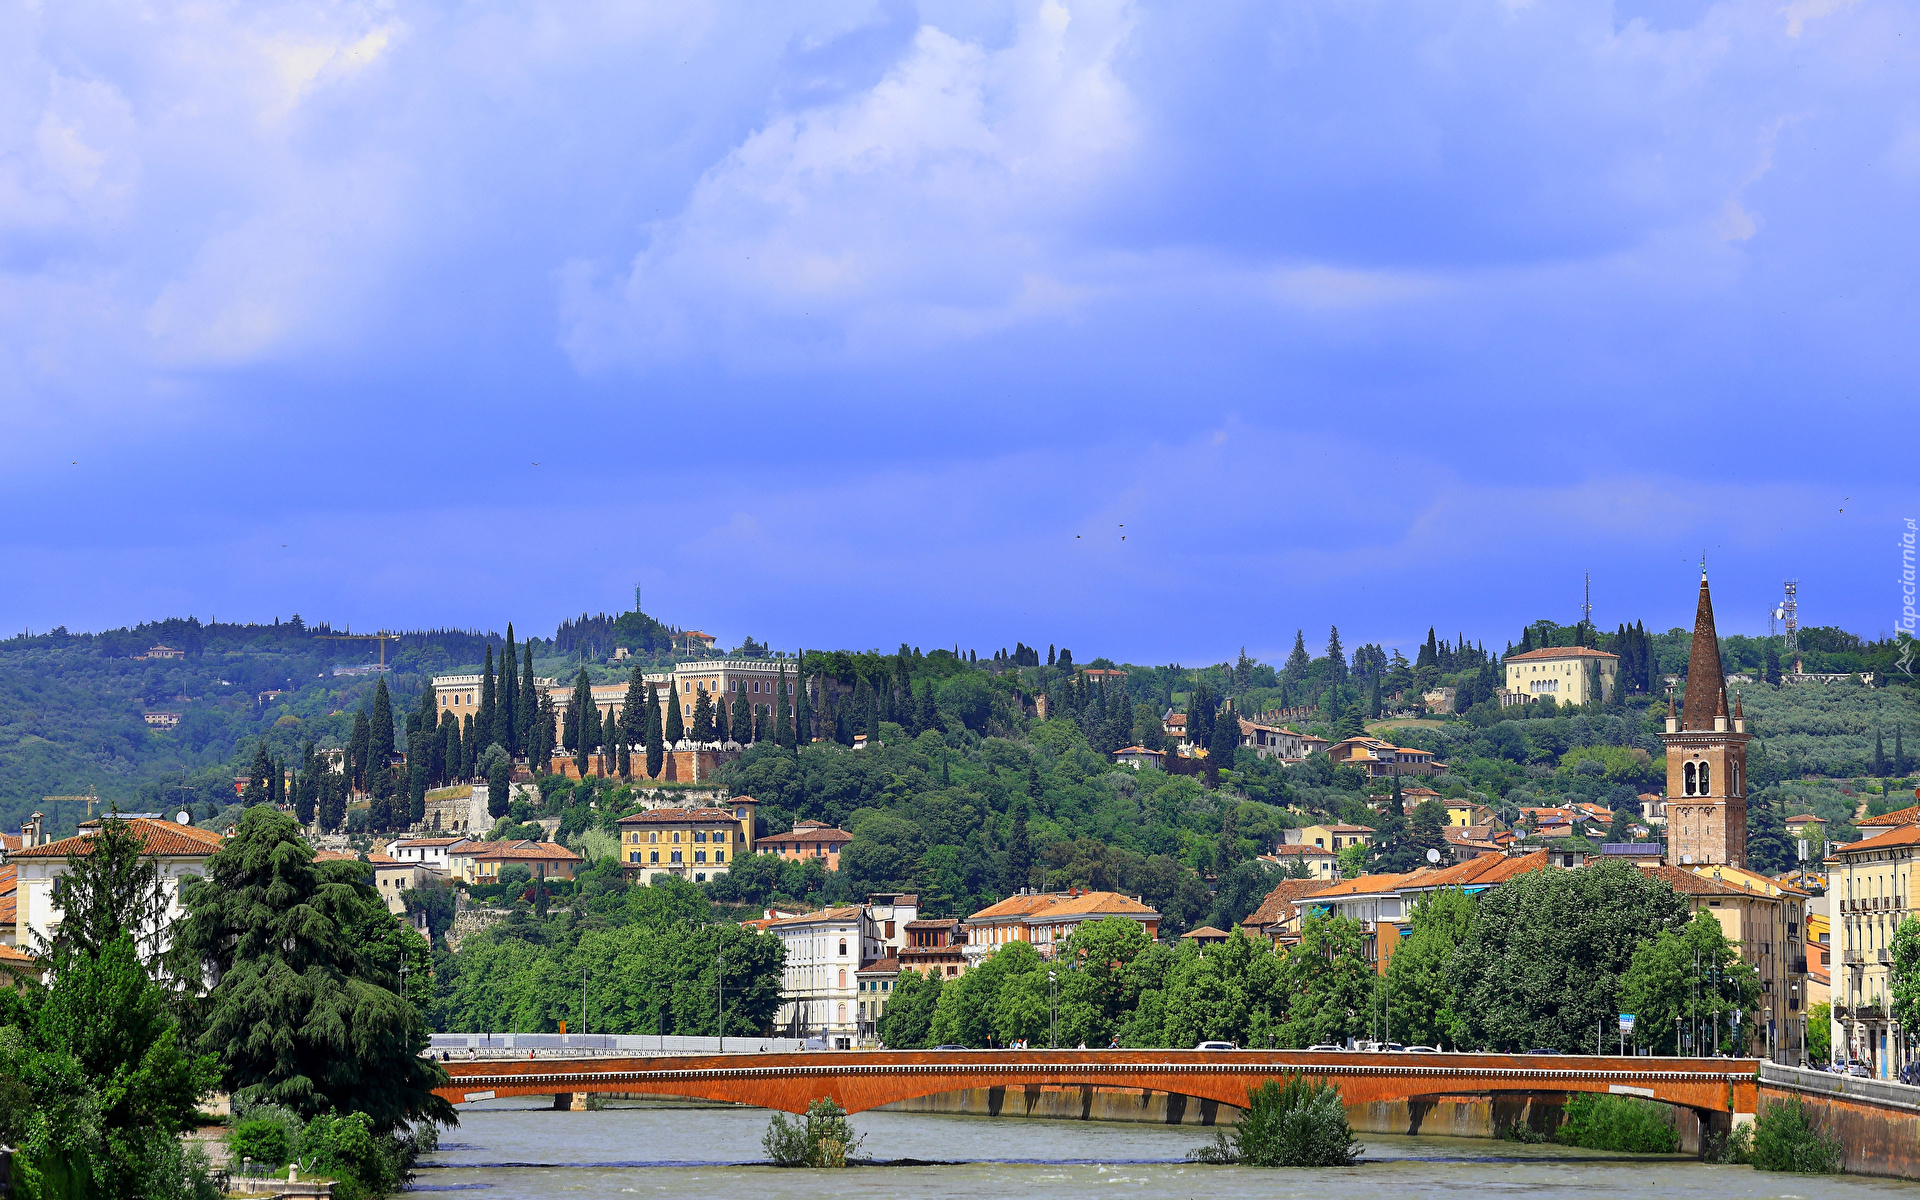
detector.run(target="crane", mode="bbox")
[315,630,401,670]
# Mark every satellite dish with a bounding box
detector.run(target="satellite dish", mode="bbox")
[1426,848,1441,863]
[175,810,191,825]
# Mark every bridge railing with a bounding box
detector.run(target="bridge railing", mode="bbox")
[428,1033,808,1056]
[1759,1061,1920,1111]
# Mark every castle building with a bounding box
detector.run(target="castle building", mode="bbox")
[1662,571,1750,867]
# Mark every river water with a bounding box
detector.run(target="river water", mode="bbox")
[415,1099,1918,1198]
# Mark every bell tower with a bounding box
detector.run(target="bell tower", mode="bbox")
[1661,570,1750,866]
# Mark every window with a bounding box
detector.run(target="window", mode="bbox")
[629,851,640,863]
[695,873,706,882]
[839,939,848,956]
[671,850,682,863]
[715,851,724,863]
[838,969,846,987]
[695,851,706,863]
[650,851,659,863]
[694,831,707,843]
[673,831,681,843]
[885,921,895,938]
[648,832,657,843]
[1684,762,1697,796]
[1699,762,1711,794]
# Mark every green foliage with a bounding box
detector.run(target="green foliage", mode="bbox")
[1449,859,1691,1052]
[1805,1002,1832,1062]
[1386,888,1474,1047]
[764,1098,863,1167]
[1891,917,1920,1032]
[1553,1093,1679,1153]
[1750,1098,1842,1173]
[876,969,943,1048]
[1618,913,1762,1055]
[41,818,172,962]
[1188,1077,1361,1167]
[169,805,451,1132]
[1276,914,1375,1048]
[229,1112,297,1170]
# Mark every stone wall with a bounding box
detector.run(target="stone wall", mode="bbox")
[1758,1062,1920,1178]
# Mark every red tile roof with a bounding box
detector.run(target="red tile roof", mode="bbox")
[857,956,901,974]
[1270,845,1335,858]
[1504,646,1619,661]
[967,890,1157,922]
[1638,863,1750,896]
[9,818,223,859]
[1858,805,1920,828]
[1834,824,1920,854]
[464,841,582,862]
[760,826,853,846]
[616,807,742,825]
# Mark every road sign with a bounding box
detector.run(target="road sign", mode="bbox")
[1618,1014,1635,1034]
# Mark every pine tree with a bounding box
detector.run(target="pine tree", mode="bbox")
[645,683,665,777]
[666,683,685,746]
[732,686,753,746]
[1284,630,1312,691]
[497,624,518,754]
[774,666,793,748]
[1326,626,1347,686]
[691,687,715,742]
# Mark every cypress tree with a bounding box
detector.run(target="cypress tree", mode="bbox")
[914,680,938,738]
[519,646,538,758]
[602,707,619,773]
[461,714,476,777]
[1217,798,1238,868]
[535,692,558,771]
[715,689,732,745]
[795,664,814,744]
[572,670,595,776]
[620,667,646,750]
[477,647,497,752]
[646,683,665,777]
[616,715,632,778]
[691,687,714,742]
[1004,800,1032,894]
[244,740,272,806]
[1326,626,1347,686]
[349,708,371,792]
[294,741,318,827]
[666,684,685,746]
[407,729,428,824]
[866,679,882,743]
[1368,673,1382,719]
[1188,681,1215,749]
[1875,729,1888,778]
[319,769,346,833]
[1898,727,1910,778]
[774,666,793,748]
[731,686,753,746]
[497,624,518,755]
[367,676,396,813]
[438,711,459,785]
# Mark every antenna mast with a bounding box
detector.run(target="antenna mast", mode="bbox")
[1782,579,1799,661]
[1582,572,1593,633]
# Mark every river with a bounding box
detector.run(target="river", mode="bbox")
[415,1099,1919,1198]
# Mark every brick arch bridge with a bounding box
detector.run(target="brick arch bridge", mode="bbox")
[437,1049,1757,1118]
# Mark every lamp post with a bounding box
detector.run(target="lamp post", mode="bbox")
[398,961,409,1005]
[716,950,726,1042]
[1048,970,1057,1049]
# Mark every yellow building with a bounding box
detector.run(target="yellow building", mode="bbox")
[1642,864,1808,1064]
[1283,824,1375,852]
[1503,646,1618,706]
[1828,823,1918,1078]
[616,807,752,884]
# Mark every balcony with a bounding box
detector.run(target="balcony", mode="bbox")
[1791,956,1808,975]
[1844,951,1865,965]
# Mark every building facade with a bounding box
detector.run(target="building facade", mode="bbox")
[1828,823,1917,1078]
[1324,737,1441,777]
[757,821,852,871]
[615,808,748,883]
[10,816,223,959]
[768,895,917,1048]
[1503,645,1619,706]
[961,890,1159,966]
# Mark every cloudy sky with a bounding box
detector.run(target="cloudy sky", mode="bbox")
[3,0,1913,663]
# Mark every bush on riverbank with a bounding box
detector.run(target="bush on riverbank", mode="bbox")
[1751,1099,1842,1174]
[1188,1077,1361,1167]
[1553,1094,1679,1153]
[764,1099,863,1167]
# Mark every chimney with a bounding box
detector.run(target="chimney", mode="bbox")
[24,811,43,849]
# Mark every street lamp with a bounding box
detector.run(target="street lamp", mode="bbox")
[1048,970,1057,1049]
[398,961,409,1005]
[716,951,727,1043]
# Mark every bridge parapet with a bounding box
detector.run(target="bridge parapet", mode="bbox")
[436,1049,1758,1118]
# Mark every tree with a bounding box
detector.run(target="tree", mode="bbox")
[646,683,666,777]
[42,817,172,962]
[1277,913,1374,1048]
[533,691,557,770]
[1746,791,1793,875]
[1449,859,1690,1051]
[1620,912,1763,1056]
[1187,681,1216,751]
[877,969,942,1048]
[319,767,346,834]
[368,675,396,791]
[1898,726,1911,778]
[488,756,511,820]
[477,647,497,756]
[1283,631,1311,693]
[731,686,753,747]
[620,667,646,751]
[1004,800,1033,894]
[1764,645,1783,686]
[519,644,539,757]
[774,666,793,749]
[1325,626,1347,687]
[1606,805,1635,844]
[1891,916,1920,1036]
[495,624,518,755]
[295,741,318,827]
[169,806,452,1132]
[1385,887,1474,1048]
[570,670,595,776]
[795,669,814,744]
[691,687,715,742]
[242,740,273,807]
[1875,728,1888,777]
[348,707,371,792]
[666,684,685,746]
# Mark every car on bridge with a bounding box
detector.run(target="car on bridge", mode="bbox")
[1194,1041,1236,1050]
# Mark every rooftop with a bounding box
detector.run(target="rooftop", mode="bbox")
[1505,645,1620,661]
[10,817,224,860]
[966,890,1158,923]
[616,807,744,825]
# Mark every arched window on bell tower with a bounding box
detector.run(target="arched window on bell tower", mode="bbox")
[1699,761,1711,795]
[1684,761,1697,795]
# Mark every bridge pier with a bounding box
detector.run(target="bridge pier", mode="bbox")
[551,1092,587,1111]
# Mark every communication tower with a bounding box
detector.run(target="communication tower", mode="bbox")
[1781,579,1798,656]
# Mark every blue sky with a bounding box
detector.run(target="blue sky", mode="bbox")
[3,0,1914,664]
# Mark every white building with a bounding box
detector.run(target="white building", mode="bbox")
[387,836,471,871]
[10,814,223,961]
[766,893,917,1048]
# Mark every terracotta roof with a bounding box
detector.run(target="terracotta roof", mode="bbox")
[1270,845,1336,858]
[1833,824,1920,854]
[1858,806,1920,828]
[1784,814,1828,824]
[1245,879,1335,929]
[1180,926,1231,939]
[905,917,960,930]
[2,833,19,853]
[1114,746,1162,756]
[857,956,901,974]
[9,818,223,860]
[616,807,742,825]
[966,890,1157,922]
[0,864,15,926]
[313,849,360,861]
[1505,645,1620,661]
[367,852,399,865]
[767,906,863,928]
[1639,863,1749,896]
[1399,849,1555,891]
[392,836,467,847]
[0,944,38,969]
[1306,871,1427,899]
[1321,824,1375,834]
[465,841,582,862]
[759,826,853,846]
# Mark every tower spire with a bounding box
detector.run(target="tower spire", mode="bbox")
[1681,573,1727,730]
